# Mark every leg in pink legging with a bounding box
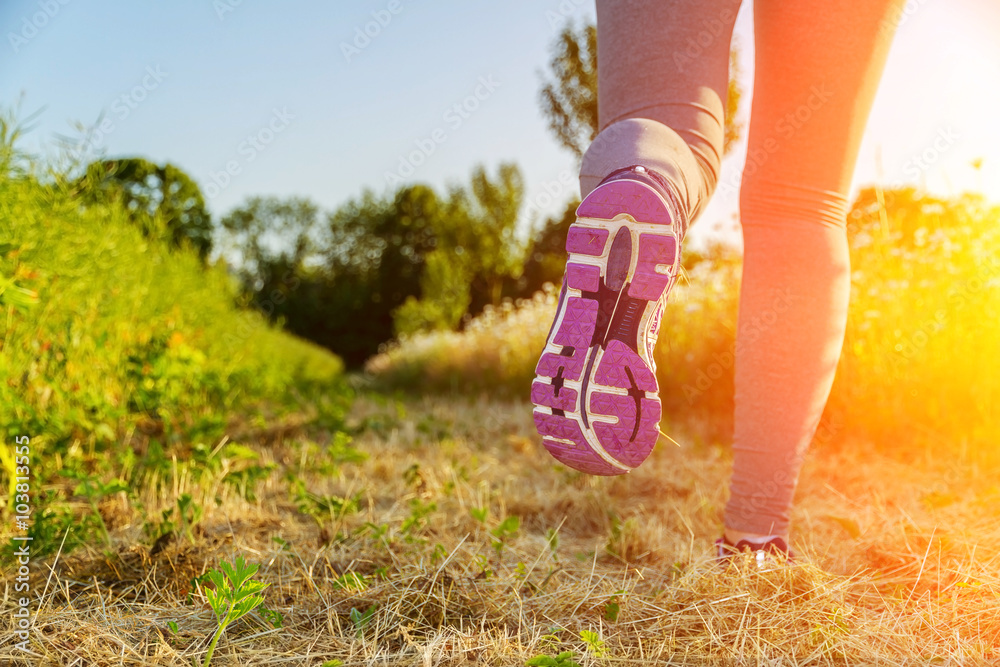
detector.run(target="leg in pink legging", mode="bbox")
[726,0,904,542]
[582,0,904,543]
[581,0,742,221]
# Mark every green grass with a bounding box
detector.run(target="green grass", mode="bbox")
[0,115,347,558]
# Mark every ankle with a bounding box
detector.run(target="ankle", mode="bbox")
[723,528,788,546]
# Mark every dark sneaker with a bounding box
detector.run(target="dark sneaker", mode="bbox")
[532,166,685,475]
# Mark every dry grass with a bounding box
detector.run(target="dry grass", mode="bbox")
[3,393,999,666]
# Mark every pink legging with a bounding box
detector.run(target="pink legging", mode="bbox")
[581,0,905,536]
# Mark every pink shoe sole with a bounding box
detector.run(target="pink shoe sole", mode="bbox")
[532,169,682,475]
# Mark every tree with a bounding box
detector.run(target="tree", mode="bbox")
[392,249,471,335]
[328,184,440,305]
[539,22,598,159]
[323,185,443,364]
[519,200,577,295]
[80,158,213,260]
[724,44,743,152]
[445,163,526,312]
[219,195,320,293]
[387,164,527,336]
[539,21,744,158]
[213,169,527,362]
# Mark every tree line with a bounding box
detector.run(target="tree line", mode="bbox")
[76,154,577,366]
[73,22,744,367]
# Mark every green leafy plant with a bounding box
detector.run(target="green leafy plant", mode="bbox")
[145,492,205,547]
[580,630,606,658]
[357,521,391,546]
[490,515,519,557]
[0,241,39,311]
[289,477,360,543]
[474,554,493,579]
[332,572,367,592]
[400,498,436,539]
[349,603,377,638]
[68,473,128,549]
[199,556,271,667]
[546,527,560,560]
[256,606,284,629]
[604,596,621,622]
[175,493,204,543]
[525,651,581,667]
[403,462,424,488]
[292,433,366,477]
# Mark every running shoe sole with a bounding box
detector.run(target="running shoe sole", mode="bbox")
[532,170,682,475]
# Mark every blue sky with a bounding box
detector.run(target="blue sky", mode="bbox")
[2,0,998,250]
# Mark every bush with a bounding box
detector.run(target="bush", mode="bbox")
[0,114,347,554]
[366,187,1000,453]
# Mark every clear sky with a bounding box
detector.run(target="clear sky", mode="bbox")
[2,0,998,250]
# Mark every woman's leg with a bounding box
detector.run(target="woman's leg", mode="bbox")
[581,0,743,223]
[725,0,906,542]
[533,0,742,475]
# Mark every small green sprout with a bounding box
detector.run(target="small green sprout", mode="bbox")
[349,603,377,637]
[580,630,607,658]
[199,556,270,667]
[490,515,519,557]
[525,651,581,667]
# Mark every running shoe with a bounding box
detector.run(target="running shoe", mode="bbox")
[531,165,685,475]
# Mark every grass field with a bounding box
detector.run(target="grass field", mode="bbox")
[3,392,998,665]
[3,120,1000,664]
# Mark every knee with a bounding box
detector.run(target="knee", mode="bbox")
[580,118,716,221]
[739,179,851,232]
